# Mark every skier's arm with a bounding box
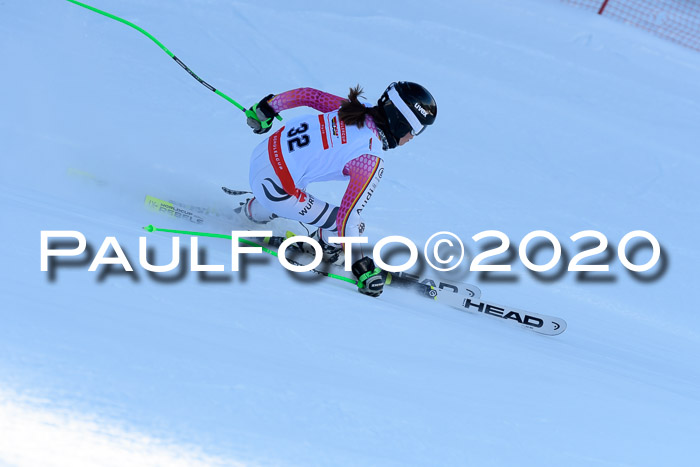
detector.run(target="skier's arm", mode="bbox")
[335,155,384,237]
[247,88,345,134]
[268,88,346,113]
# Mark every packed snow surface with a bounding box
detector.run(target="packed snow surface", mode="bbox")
[1,0,699,465]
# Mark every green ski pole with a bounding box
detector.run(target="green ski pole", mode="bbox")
[66,0,282,123]
[143,224,358,286]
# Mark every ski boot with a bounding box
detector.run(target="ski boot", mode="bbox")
[234,197,277,224]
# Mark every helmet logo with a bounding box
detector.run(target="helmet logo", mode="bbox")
[414,102,429,117]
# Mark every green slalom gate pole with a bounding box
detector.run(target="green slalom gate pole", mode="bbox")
[143,224,358,286]
[65,0,281,123]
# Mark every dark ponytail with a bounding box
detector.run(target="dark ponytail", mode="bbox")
[338,85,388,129]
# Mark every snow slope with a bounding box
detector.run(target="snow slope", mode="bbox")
[1,0,699,465]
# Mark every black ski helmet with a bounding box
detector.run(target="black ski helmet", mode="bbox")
[377,81,437,147]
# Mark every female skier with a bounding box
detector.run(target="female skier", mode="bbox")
[242,82,437,297]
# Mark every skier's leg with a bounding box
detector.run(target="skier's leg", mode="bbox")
[247,143,338,228]
[251,177,339,230]
[242,144,282,223]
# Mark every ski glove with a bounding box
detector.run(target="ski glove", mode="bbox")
[352,256,385,297]
[246,94,278,134]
